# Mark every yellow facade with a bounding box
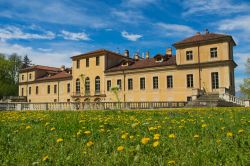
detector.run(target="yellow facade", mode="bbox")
[19,32,237,102]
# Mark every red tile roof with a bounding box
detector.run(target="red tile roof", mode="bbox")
[36,71,72,81]
[105,56,176,72]
[173,32,235,47]
[20,65,61,73]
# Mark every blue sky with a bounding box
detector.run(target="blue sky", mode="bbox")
[0,0,249,91]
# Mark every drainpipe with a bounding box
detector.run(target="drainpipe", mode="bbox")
[197,44,201,90]
[57,81,60,102]
[123,70,126,102]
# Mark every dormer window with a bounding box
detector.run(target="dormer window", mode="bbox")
[122,61,129,66]
[156,57,163,62]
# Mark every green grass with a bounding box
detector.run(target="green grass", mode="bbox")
[0,108,250,165]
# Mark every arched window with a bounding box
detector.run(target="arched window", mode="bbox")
[76,79,80,95]
[85,77,90,95]
[95,76,100,94]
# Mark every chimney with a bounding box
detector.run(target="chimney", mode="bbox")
[196,32,201,35]
[166,48,172,56]
[134,52,139,60]
[146,51,150,59]
[60,65,65,71]
[124,49,129,57]
[205,29,209,34]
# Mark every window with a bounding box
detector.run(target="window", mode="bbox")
[140,77,145,90]
[117,79,122,90]
[21,88,24,96]
[167,75,173,88]
[47,85,50,94]
[29,73,32,80]
[186,51,193,61]
[54,85,57,94]
[22,75,24,81]
[67,83,70,93]
[210,48,217,58]
[187,74,193,88]
[36,86,38,95]
[85,77,90,95]
[107,80,111,91]
[96,56,100,66]
[76,59,80,69]
[211,72,219,89]
[95,76,100,94]
[54,99,57,102]
[86,58,89,67]
[76,79,80,95]
[153,76,158,89]
[29,87,31,95]
[67,99,70,102]
[128,78,133,90]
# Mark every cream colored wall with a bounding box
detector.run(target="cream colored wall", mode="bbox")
[176,42,230,65]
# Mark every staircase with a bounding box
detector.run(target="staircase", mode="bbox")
[186,93,243,107]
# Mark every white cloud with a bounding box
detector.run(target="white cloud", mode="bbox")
[60,30,90,41]
[218,15,250,32]
[182,0,250,16]
[0,26,55,41]
[122,0,158,7]
[121,31,143,41]
[111,9,145,24]
[156,23,196,36]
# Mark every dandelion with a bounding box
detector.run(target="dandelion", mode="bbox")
[141,137,150,144]
[152,141,159,148]
[45,122,50,126]
[168,134,176,139]
[194,134,199,138]
[26,125,31,129]
[201,124,207,128]
[86,141,94,147]
[168,160,176,165]
[50,127,55,131]
[129,135,134,139]
[56,138,63,143]
[221,127,225,130]
[226,132,233,137]
[216,139,221,143]
[42,155,49,161]
[238,129,244,134]
[121,133,129,139]
[77,130,81,136]
[117,146,124,151]
[84,131,91,135]
[154,134,160,140]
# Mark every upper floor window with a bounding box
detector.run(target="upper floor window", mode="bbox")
[54,84,57,94]
[22,75,24,81]
[29,73,32,80]
[85,77,90,94]
[67,83,70,93]
[36,86,38,95]
[76,79,80,94]
[167,75,173,88]
[128,78,133,90]
[29,87,31,95]
[210,48,217,58]
[47,85,50,94]
[95,76,100,93]
[107,80,111,91]
[211,72,219,89]
[187,74,193,88]
[86,58,89,67]
[153,76,158,89]
[140,77,145,90]
[186,51,193,61]
[96,56,100,66]
[117,79,122,90]
[76,59,80,69]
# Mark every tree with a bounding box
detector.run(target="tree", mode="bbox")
[240,57,250,98]
[22,55,32,69]
[9,53,22,83]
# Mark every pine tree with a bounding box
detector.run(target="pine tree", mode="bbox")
[22,55,32,69]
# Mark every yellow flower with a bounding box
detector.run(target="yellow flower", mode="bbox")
[117,146,124,151]
[216,139,221,144]
[168,134,176,139]
[86,141,94,147]
[201,124,207,128]
[168,160,176,165]
[238,129,244,134]
[121,133,129,139]
[84,131,91,135]
[194,134,199,138]
[152,141,159,148]
[129,135,134,139]
[141,137,150,144]
[50,127,55,131]
[45,122,50,126]
[56,138,63,143]
[26,125,31,129]
[221,127,225,130]
[42,155,49,161]
[153,134,160,140]
[77,130,81,136]
[226,132,233,137]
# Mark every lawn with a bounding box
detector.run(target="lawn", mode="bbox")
[0,108,249,165]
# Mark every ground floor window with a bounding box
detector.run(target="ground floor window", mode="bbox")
[211,72,219,89]
[187,74,193,88]
[140,77,145,90]
[153,76,158,89]
[167,75,173,88]
[107,80,111,91]
[128,79,133,90]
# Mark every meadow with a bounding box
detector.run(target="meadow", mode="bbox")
[0,108,249,166]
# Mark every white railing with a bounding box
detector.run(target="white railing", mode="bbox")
[219,93,246,106]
